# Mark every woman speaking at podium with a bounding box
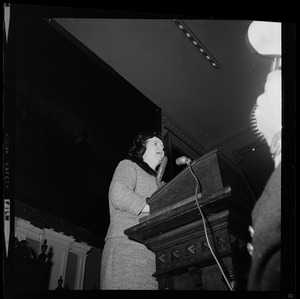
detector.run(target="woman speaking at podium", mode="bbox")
[100,130,165,290]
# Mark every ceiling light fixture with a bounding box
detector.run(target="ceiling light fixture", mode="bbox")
[173,19,221,69]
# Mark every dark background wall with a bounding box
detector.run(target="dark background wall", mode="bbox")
[13,17,161,239]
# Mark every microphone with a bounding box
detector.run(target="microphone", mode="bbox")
[156,156,168,184]
[176,156,192,166]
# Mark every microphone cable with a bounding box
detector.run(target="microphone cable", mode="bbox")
[187,161,234,291]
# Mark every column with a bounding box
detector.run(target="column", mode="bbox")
[41,228,75,290]
[69,242,92,290]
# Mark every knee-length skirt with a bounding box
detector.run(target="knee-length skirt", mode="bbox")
[100,236,158,290]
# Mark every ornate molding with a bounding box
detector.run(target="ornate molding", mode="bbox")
[15,200,103,248]
[161,111,204,155]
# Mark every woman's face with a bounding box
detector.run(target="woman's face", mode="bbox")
[142,136,165,166]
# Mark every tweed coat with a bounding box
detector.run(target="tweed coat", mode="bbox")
[100,158,159,290]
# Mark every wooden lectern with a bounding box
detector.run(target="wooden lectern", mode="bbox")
[124,149,255,290]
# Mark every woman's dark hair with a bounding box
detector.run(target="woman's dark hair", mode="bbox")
[128,130,162,160]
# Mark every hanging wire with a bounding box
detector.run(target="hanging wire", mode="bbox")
[187,162,234,291]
